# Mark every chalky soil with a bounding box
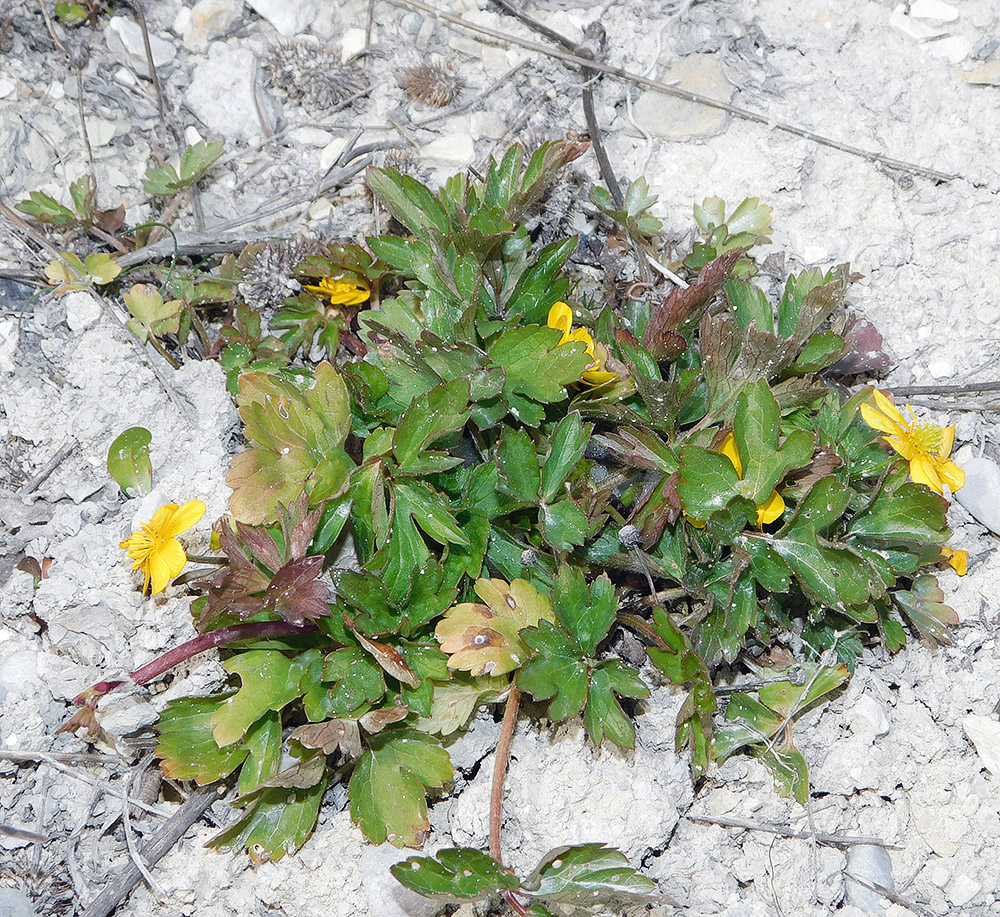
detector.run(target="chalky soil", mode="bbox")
[2,0,1000,914]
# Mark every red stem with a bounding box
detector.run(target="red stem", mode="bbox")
[71,620,319,706]
[489,684,521,864]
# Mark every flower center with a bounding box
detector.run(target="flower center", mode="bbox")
[907,420,943,456]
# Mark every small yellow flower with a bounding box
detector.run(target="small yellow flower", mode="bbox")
[719,432,785,526]
[304,274,370,306]
[860,389,965,495]
[120,500,206,595]
[940,546,968,576]
[547,301,618,386]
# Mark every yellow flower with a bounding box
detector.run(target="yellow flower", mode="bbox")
[860,389,965,495]
[941,546,968,576]
[720,432,785,526]
[547,301,618,386]
[120,500,206,595]
[304,274,370,306]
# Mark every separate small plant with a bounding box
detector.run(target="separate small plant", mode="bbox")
[60,141,966,911]
[142,141,224,197]
[263,40,369,110]
[398,61,464,107]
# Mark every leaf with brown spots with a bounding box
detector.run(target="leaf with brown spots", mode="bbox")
[435,578,554,676]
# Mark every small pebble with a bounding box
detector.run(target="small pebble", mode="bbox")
[845,844,895,915]
[963,714,1000,773]
[952,448,1000,534]
[947,874,981,907]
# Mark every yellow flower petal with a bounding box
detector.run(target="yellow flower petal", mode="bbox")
[719,432,744,478]
[940,424,956,460]
[909,453,943,494]
[304,275,370,306]
[547,302,573,340]
[756,490,785,526]
[937,459,965,492]
[860,402,905,437]
[882,434,915,461]
[566,327,596,358]
[872,389,908,430]
[941,546,968,576]
[581,368,619,386]
[160,500,207,538]
[149,540,187,595]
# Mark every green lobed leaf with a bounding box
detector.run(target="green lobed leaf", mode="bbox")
[552,567,616,656]
[696,570,757,665]
[366,167,450,235]
[758,663,849,719]
[488,325,591,407]
[733,381,815,504]
[517,621,589,721]
[677,445,741,521]
[414,673,507,736]
[583,661,648,749]
[123,284,182,340]
[395,481,470,547]
[521,844,657,907]
[496,428,541,503]
[392,377,471,473]
[392,847,521,901]
[646,608,715,778]
[725,277,774,334]
[540,412,591,503]
[894,574,958,645]
[847,482,949,547]
[16,190,77,225]
[754,744,810,805]
[539,500,589,552]
[212,651,308,747]
[322,646,387,716]
[180,140,224,183]
[772,537,885,610]
[210,778,327,862]
[505,236,577,324]
[348,727,453,846]
[236,711,283,796]
[156,693,249,784]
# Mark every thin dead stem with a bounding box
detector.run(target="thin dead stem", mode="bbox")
[489,684,521,864]
[686,814,904,850]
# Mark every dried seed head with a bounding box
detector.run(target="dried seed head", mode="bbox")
[398,61,463,107]
[619,524,643,549]
[262,40,368,110]
[237,238,326,313]
[1,849,74,917]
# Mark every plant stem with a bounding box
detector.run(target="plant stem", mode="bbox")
[128,621,319,687]
[146,334,181,369]
[617,611,667,649]
[69,620,320,708]
[489,684,521,864]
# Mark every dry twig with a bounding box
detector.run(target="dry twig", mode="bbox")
[685,814,904,850]
[80,785,220,917]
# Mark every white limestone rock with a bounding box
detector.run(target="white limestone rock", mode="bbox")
[245,0,318,37]
[185,45,268,142]
[105,15,177,78]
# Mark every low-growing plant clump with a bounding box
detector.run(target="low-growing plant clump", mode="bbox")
[23,140,966,913]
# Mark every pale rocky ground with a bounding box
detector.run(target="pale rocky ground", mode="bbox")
[1,0,1000,915]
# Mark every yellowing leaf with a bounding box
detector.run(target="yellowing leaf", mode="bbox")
[435,578,554,676]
